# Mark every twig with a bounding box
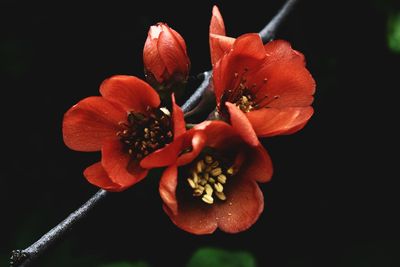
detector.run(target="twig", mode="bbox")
[10,0,299,265]
[259,0,299,43]
[181,71,212,113]
[10,190,108,266]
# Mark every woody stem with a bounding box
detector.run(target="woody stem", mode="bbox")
[10,0,299,265]
[10,190,108,266]
[259,0,299,42]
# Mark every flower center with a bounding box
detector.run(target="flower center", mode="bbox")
[117,107,173,160]
[186,154,236,205]
[234,93,256,112]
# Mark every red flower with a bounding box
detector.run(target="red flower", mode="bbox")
[143,23,190,90]
[149,113,273,234]
[62,75,185,192]
[210,6,316,137]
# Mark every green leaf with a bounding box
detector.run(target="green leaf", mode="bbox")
[387,12,400,53]
[99,261,151,267]
[187,247,256,267]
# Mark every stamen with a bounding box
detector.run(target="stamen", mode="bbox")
[118,107,173,160]
[186,153,237,205]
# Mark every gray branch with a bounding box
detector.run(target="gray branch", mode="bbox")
[10,190,108,266]
[259,0,299,43]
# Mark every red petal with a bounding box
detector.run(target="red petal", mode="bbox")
[101,139,148,187]
[247,107,314,137]
[241,145,273,183]
[225,103,259,147]
[194,120,238,151]
[264,40,306,66]
[213,34,266,105]
[209,6,235,66]
[143,26,166,83]
[140,134,185,168]
[253,41,316,108]
[83,162,125,192]
[177,130,207,166]
[160,165,217,234]
[172,94,186,138]
[100,75,160,113]
[159,165,179,215]
[157,26,189,77]
[62,96,125,152]
[215,177,264,233]
[210,5,226,36]
[209,34,235,67]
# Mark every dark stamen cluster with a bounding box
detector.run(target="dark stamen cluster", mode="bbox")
[117,107,173,160]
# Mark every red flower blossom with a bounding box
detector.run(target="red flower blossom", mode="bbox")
[143,23,190,90]
[62,75,185,192]
[148,113,272,234]
[210,6,316,137]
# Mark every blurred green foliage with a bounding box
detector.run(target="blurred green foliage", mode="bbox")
[186,247,256,267]
[387,12,400,53]
[99,261,151,267]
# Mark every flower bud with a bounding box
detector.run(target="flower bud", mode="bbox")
[143,23,190,92]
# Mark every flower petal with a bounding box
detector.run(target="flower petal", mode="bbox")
[172,94,186,138]
[159,165,179,215]
[253,40,316,108]
[143,26,166,83]
[246,107,314,137]
[83,162,124,192]
[209,5,235,66]
[241,145,273,183]
[176,130,207,166]
[225,102,259,147]
[213,34,266,105]
[161,165,217,234]
[100,75,160,113]
[157,26,189,77]
[63,96,125,152]
[101,139,148,187]
[209,34,235,67]
[215,177,264,233]
[194,120,239,151]
[210,5,226,36]
[264,40,306,66]
[140,134,185,169]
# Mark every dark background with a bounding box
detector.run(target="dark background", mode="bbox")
[1,0,399,266]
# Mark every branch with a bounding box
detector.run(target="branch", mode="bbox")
[181,71,212,113]
[259,0,299,43]
[10,190,108,267]
[10,1,299,265]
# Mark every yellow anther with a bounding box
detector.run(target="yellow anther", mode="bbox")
[214,183,223,193]
[203,172,209,181]
[196,160,205,173]
[187,178,196,189]
[205,184,213,195]
[205,155,213,164]
[227,167,235,175]
[215,191,226,201]
[199,179,207,186]
[210,168,222,176]
[211,161,219,168]
[208,177,215,184]
[217,174,227,184]
[192,172,199,183]
[193,186,204,196]
[202,194,214,204]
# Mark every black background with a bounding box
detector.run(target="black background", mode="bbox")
[1,0,399,266]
